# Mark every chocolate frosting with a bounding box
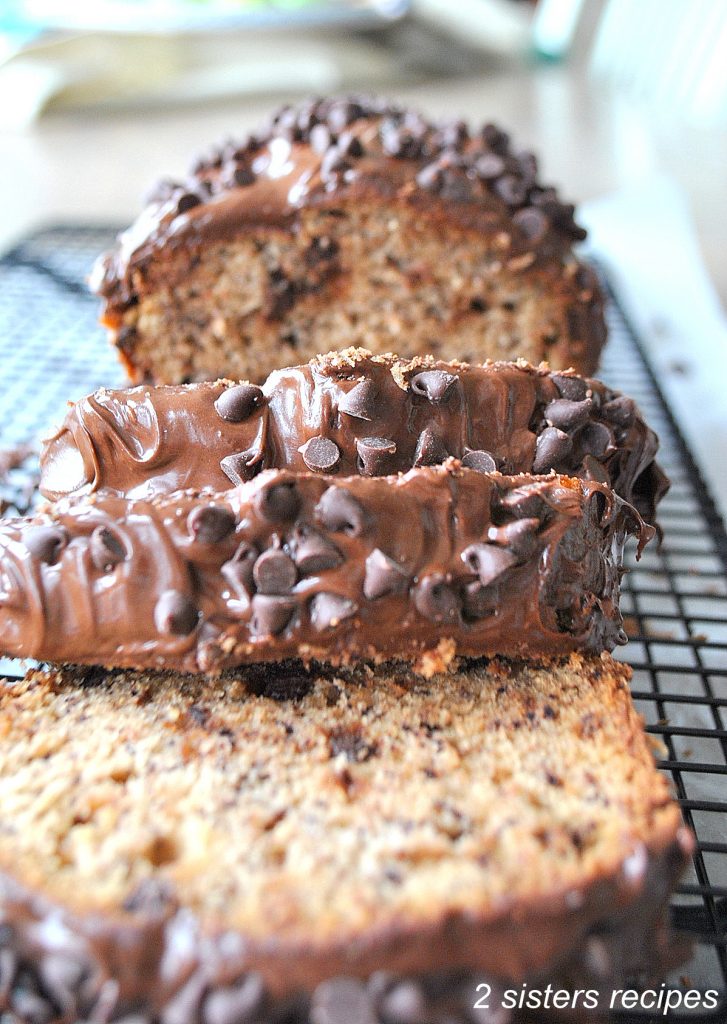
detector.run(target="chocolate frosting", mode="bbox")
[89,97,595,323]
[0,465,647,672]
[0,797,693,1023]
[39,350,668,526]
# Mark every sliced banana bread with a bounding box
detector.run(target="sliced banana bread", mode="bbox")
[0,655,690,1023]
[89,97,606,384]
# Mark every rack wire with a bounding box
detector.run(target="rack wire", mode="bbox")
[0,226,726,1022]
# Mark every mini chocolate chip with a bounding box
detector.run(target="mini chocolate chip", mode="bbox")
[220,451,260,486]
[413,428,448,467]
[310,123,332,154]
[338,380,379,421]
[576,421,615,459]
[461,543,517,586]
[545,397,594,431]
[255,482,301,523]
[532,427,573,473]
[176,191,201,214]
[187,505,236,544]
[232,166,255,187]
[24,525,68,565]
[221,542,257,599]
[312,978,376,1024]
[90,525,125,571]
[551,373,588,402]
[290,526,343,574]
[413,573,460,624]
[601,395,636,427]
[486,518,540,558]
[250,595,296,637]
[356,436,396,476]
[203,975,265,1024]
[300,436,341,473]
[315,487,369,536]
[154,591,199,636]
[379,982,426,1024]
[363,548,409,600]
[409,369,458,402]
[310,592,357,631]
[461,449,497,473]
[474,153,506,180]
[214,383,266,422]
[494,174,527,206]
[253,549,297,595]
[512,206,549,245]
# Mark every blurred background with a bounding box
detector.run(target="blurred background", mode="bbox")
[0,0,725,498]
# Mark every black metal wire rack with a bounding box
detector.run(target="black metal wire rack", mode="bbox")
[0,227,726,1022]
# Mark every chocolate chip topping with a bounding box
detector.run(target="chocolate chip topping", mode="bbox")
[214,384,266,422]
[461,450,497,473]
[250,594,296,637]
[187,505,236,544]
[23,525,67,565]
[154,590,199,636]
[356,437,396,477]
[338,380,379,421]
[312,979,377,1024]
[289,526,343,574]
[203,975,265,1024]
[412,574,460,624]
[602,396,636,427]
[363,548,409,600]
[486,518,540,559]
[532,427,573,474]
[222,542,257,599]
[220,452,259,486]
[545,397,594,431]
[90,525,126,571]
[300,436,341,473]
[552,373,589,402]
[409,370,458,403]
[310,592,357,631]
[413,429,448,468]
[256,482,301,523]
[253,549,297,595]
[315,487,369,537]
[461,543,517,587]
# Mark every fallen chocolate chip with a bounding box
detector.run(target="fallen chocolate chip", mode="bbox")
[202,975,265,1024]
[378,982,426,1024]
[289,526,343,574]
[363,548,409,600]
[300,436,341,473]
[413,428,448,467]
[187,505,236,544]
[312,978,376,1024]
[214,383,266,422]
[356,436,396,476]
[532,427,573,473]
[255,482,300,523]
[220,451,259,486]
[24,525,68,565]
[551,373,588,402]
[601,395,636,427]
[494,174,528,206]
[315,487,369,536]
[545,397,594,431]
[576,421,615,459]
[176,191,201,214]
[409,369,458,402]
[461,449,497,473]
[474,153,506,180]
[90,525,126,571]
[338,380,379,421]
[253,549,297,595]
[461,543,517,586]
[250,595,296,637]
[232,166,255,187]
[310,592,357,631]
[221,542,257,599]
[486,518,540,558]
[154,591,199,636]
[413,573,460,624]
[512,206,549,245]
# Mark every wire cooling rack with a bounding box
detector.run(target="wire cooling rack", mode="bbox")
[0,226,726,1022]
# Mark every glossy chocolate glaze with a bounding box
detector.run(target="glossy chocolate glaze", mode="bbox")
[40,351,668,526]
[89,97,605,379]
[0,466,647,673]
[0,808,693,1022]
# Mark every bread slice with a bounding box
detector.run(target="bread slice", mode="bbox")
[0,655,689,1022]
[39,350,667,526]
[0,466,646,673]
[89,97,606,384]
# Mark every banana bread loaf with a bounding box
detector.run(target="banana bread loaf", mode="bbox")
[89,97,606,384]
[0,655,690,1023]
[40,350,667,526]
[0,466,646,673]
